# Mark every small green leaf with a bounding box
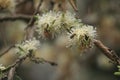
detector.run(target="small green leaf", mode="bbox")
[117,66,120,69]
[114,72,120,76]
[34,15,39,20]
[18,47,25,52]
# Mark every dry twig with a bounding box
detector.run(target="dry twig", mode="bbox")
[0,45,15,57]
[68,0,80,18]
[25,0,43,39]
[26,0,43,28]
[94,39,120,65]
[8,67,16,80]
[68,0,78,12]
[16,0,33,7]
[0,15,32,22]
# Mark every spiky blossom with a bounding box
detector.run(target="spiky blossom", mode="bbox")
[68,25,96,52]
[15,38,40,56]
[35,11,81,39]
[35,10,97,53]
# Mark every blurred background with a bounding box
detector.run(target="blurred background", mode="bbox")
[0,0,120,80]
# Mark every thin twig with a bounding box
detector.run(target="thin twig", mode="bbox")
[16,0,33,7]
[0,45,15,57]
[2,53,30,73]
[41,58,57,66]
[2,53,29,80]
[26,0,43,28]
[0,15,32,22]
[25,0,43,39]
[68,0,78,12]
[3,52,57,73]
[68,0,80,18]
[29,56,57,66]
[8,67,16,80]
[94,39,120,64]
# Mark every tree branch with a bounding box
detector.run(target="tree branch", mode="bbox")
[8,67,16,80]
[2,53,30,73]
[2,51,57,73]
[0,15,33,22]
[26,0,43,28]
[25,0,43,39]
[94,39,120,65]
[68,0,80,18]
[16,0,33,7]
[0,45,15,57]
[68,0,78,12]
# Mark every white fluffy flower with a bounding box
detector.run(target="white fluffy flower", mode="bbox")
[69,25,96,52]
[35,11,81,39]
[0,64,6,70]
[15,38,40,56]
[72,25,96,39]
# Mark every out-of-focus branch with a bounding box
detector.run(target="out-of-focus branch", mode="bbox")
[26,0,43,28]
[16,0,33,7]
[2,51,57,73]
[94,39,120,65]
[68,0,80,18]
[68,0,78,12]
[2,52,30,73]
[0,15,33,22]
[0,45,15,57]
[25,0,43,39]
[1,52,29,80]
[8,67,16,80]
[29,56,57,66]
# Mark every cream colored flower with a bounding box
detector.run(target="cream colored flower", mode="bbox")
[15,38,40,56]
[0,64,6,70]
[35,11,81,39]
[69,25,96,52]
[35,11,60,39]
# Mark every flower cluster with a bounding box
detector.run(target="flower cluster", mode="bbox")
[68,25,96,52]
[0,64,5,71]
[15,38,40,56]
[35,11,81,39]
[35,11,97,54]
